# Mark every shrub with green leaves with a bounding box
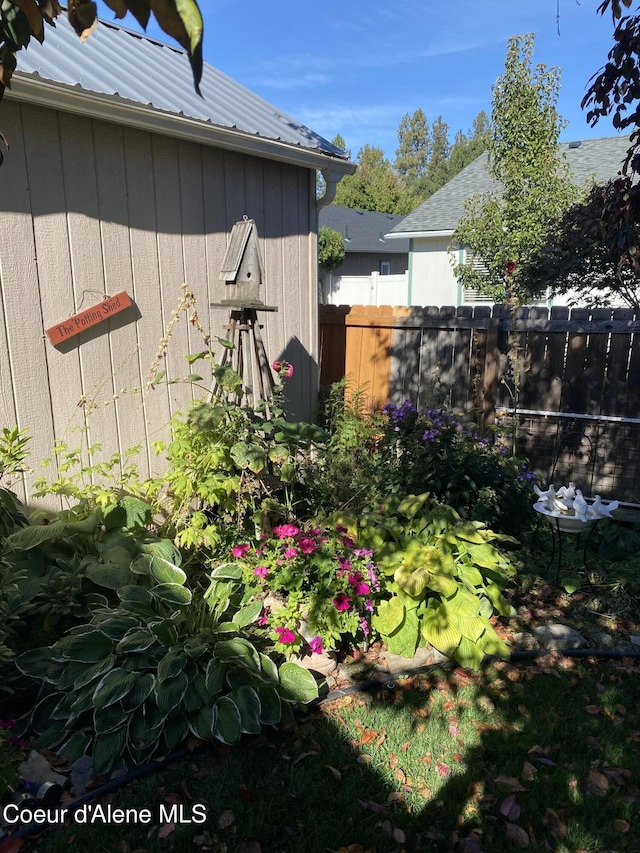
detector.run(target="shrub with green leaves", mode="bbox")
[334,495,516,669]
[14,557,318,775]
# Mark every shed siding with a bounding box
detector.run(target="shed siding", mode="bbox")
[333,252,408,277]
[0,100,318,503]
[410,236,459,307]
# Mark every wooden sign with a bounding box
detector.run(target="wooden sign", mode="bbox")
[46,292,132,346]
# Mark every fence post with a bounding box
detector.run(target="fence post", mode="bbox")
[482,316,500,431]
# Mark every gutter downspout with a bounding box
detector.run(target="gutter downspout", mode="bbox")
[316,163,356,211]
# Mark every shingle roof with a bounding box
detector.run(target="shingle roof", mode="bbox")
[10,11,347,162]
[319,205,410,254]
[388,136,632,235]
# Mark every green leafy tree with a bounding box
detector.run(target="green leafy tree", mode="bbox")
[0,1,204,104]
[318,226,345,272]
[395,108,430,186]
[334,144,412,214]
[446,111,491,177]
[452,33,581,303]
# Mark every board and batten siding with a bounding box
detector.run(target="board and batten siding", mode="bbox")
[0,99,319,505]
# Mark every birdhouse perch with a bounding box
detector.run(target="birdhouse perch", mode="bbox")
[219,217,265,307]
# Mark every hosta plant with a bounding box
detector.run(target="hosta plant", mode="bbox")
[335,495,516,669]
[14,558,318,775]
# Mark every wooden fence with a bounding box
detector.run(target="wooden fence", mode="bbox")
[319,304,640,504]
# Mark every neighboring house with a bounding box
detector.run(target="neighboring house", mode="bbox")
[386,136,631,307]
[0,13,353,502]
[318,205,409,305]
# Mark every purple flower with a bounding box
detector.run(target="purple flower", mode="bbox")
[273,524,300,539]
[364,598,374,612]
[309,636,324,655]
[283,547,299,559]
[353,581,371,596]
[297,537,318,555]
[360,617,370,637]
[253,565,269,579]
[258,607,270,626]
[422,429,439,442]
[333,593,351,612]
[232,543,250,558]
[354,548,374,558]
[275,626,296,644]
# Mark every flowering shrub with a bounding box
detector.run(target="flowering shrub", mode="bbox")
[379,402,537,536]
[228,523,382,656]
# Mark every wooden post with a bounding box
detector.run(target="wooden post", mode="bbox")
[482,316,500,431]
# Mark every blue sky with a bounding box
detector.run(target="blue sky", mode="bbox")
[103,0,623,162]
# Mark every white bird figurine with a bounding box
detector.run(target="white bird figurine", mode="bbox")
[591,495,619,518]
[534,484,556,506]
[573,489,589,521]
[557,482,576,502]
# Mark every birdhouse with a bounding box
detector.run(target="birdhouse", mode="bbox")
[219,217,265,306]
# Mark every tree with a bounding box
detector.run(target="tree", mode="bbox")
[446,112,491,177]
[318,226,345,272]
[0,1,204,105]
[521,177,640,307]
[452,33,581,303]
[334,145,412,214]
[395,108,430,184]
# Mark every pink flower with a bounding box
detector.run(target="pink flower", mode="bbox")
[354,548,374,558]
[505,260,517,274]
[283,547,298,559]
[232,543,250,558]
[337,557,351,576]
[272,360,282,372]
[275,626,296,644]
[335,525,348,534]
[341,536,356,549]
[333,593,351,612]
[309,636,324,655]
[364,598,374,612]
[273,524,300,539]
[360,617,370,637]
[353,581,371,596]
[297,537,318,555]
[347,571,362,586]
[258,607,270,626]
[253,565,269,579]
[283,363,294,378]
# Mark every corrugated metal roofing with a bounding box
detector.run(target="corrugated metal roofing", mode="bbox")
[389,136,632,235]
[12,11,346,159]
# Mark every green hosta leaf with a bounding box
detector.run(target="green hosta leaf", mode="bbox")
[93,727,127,775]
[164,715,189,751]
[140,537,182,566]
[561,575,582,594]
[215,638,260,667]
[84,551,132,589]
[424,572,459,597]
[14,647,53,680]
[371,597,405,636]
[394,565,430,598]
[94,615,141,641]
[189,705,217,741]
[230,685,261,734]
[73,656,118,690]
[232,599,263,628]
[58,731,92,763]
[70,685,97,714]
[447,588,482,618]
[209,563,243,581]
[121,673,155,712]
[36,725,67,752]
[8,520,69,550]
[458,562,484,588]
[397,493,430,519]
[484,582,512,617]
[457,615,487,643]
[149,619,179,647]
[150,556,187,586]
[93,668,136,710]
[230,442,268,474]
[57,632,114,663]
[151,583,192,605]
[464,542,504,570]
[118,585,155,605]
[448,523,487,544]
[214,696,242,745]
[385,608,420,658]
[421,603,462,658]
[456,636,485,670]
[155,671,189,716]
[94,704,128,734]
[103,497,152,530]
[259,653,279,683]
[258,684,281,725]
[478,624,510,660]
[158,650,187,682]
[130,554,153,576]
[116,628,157,654]
[279,662,319,704]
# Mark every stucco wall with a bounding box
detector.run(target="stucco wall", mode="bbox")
[0,99,319,503]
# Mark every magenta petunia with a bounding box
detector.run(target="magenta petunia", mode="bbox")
[231,543,250,558]
[253,565,269,579]
[275,626,296,644]
[309,636,324,655]
[333,592,351,612]
[258,607,270,626]
[273,523,300,539]
[347,571,362,586]
[360,617,370,637]
[283,363,294,378]
[283,547,298,559]
[297,537,318,555]
[354,548,374,558]
[353,581,371,596]
[271,359,282,372]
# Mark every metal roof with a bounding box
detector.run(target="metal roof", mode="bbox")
[9,11,349,166]
[389,136,632,235]
[320,205,410,254]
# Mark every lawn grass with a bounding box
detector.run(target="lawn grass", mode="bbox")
[19,653,640,853]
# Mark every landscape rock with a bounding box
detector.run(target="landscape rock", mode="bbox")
[18,750,67,788]
[533,623,587,650]
[512,631,541,651]
[380,645,450,673]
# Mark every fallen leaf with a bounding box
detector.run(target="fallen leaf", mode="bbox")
[400,741,411,752]
[158,822,175,839]
[393,827,407,843]
[395,767,407,784]
[359,799,385,814]
[495,775,527,793]
[325,764,342,780]
[449,723,462,737]
[500,794,521,820]
[585,705,601,715]
[588,769,610,795]
[613,819,630,833]
[0,840,24,853]
[436,762,449,778]
[505,822,530,848]
[521,761,537,781]
[292,750,319,765]
[238,841,262,853]
[387,792,405,806]
[357,754,372,765]
[543,807,566,840]
[360,730,378,745]
[419,787,432,799]
[219,809,235,829]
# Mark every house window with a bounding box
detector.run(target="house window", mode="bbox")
[379,261,391,275]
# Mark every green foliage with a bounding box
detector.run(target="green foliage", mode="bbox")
[453,33,582,303]
[334,145,413,214]
[0,425,30,487]
[0,719,21,800]
[318,226,345,272]
[335,497,516,668]
[14,559,317,775]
